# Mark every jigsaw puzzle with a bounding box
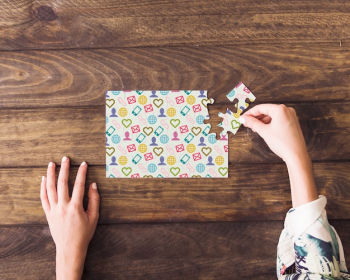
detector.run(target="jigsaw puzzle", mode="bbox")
[105,83,255,178]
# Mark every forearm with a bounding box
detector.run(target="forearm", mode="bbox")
[56,248,87,280]
[285,152,318,208]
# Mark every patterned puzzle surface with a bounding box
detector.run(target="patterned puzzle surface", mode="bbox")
[105,83,255,178]
[106,90,228,178]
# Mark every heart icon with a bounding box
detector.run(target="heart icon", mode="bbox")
[122,119,132,128]
[106,99,115,108]
[191,175,201,178]
[191,127,202,136]
[218,167,228,176]
[143,127,153,136]
[231,120,240,130]
[170,167,180,176]
[170,119,180,128]
[153,99,164,108]
[201,98,213,108]
[143,175,153,178]
[201,147,212,156]
[122,167,132,176]
[106,147,115,156]
[153,147,164,156]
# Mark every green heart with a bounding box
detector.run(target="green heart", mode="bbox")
[170,119,180,128]
[231,120,241,130]
[106,99,115,108]
[218,167,228,176]
[122,119,132,128]
[170,167,180,176]
[122,167,132,176]
[106,147,115,156]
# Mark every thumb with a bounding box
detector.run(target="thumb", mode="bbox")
[87,182,100,222]
[239,115,266,135]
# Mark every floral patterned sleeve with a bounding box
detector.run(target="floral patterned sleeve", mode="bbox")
[277,195,350,280]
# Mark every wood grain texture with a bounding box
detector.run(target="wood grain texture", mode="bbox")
[1,162,349,225]
[0,103,349,168]
[0,1,350,50]
[1,45,350,108]
[0,221,349,279]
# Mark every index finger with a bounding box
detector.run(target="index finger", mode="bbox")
[242,104,280,118]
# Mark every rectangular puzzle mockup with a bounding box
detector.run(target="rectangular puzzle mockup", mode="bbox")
[106,83,255,178]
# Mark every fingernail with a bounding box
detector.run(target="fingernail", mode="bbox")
[62,156,68,162]
[239,116,245,124]
[81,161,87,166]
[42,176,45,182]
[48,162,54,167]
[92,183,97,190]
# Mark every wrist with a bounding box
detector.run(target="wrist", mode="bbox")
[56,247,87,280]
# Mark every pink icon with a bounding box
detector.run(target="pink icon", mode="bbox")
[172,131,180,140]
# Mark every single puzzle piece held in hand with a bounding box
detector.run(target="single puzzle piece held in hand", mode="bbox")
[217,82,256,136]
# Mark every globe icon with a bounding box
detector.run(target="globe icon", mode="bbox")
[138,144,147,153]
[186,144,196,153]
[138,95,147,105]
[167,156,176,165]
[106,116,109,124]
[148,163,157,173]
[148,115,157,125]
[186,95,196,105]
[208,134,217,144]
[118,156,128,165]
[215,156,224,165]
[196,115,205,125]
[118,107,128,117]
[196,163,205,173]
[112,134,121,144]
[111,91,121,95]
[160,91,169,95]
[167,107,176,117]
[160,134,169,144]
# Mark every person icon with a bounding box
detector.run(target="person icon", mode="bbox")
[110,156,118,165]
[198,90,206,98]
[158,156,166,166]
[206,156,215,165]
[150,90,158,98]
[220,134,228,141]
[110,108,118,117]
[106,137,110,146]
[123,131,131,141]
[149,136,158,146]
[172,131,180,141]
[105,91,110,98]
[198,136,206,146]
[158,108,166,117]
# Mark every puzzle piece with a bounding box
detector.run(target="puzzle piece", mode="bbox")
[217,82,256,136]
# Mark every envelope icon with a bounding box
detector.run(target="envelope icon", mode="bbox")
[144,104,154,113]
[175,144,185,153]
[127,95,136,104]
[127,144,136,153]
[131,125,140,134]
[192,104,202,113]
[144,152,154,161]
[224,145,228,152]
[131,173,140,178]
[180,173,188,178]
[179,125,189,133]
[175,96,185,104]
[192,152,202,161]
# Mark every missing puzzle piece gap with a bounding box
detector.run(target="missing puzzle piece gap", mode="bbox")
[217,82,256,136]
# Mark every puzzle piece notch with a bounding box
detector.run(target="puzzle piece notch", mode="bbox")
[202,98,225,140]
[218,82,256,136]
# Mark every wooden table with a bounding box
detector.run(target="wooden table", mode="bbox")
[1,1,350,279]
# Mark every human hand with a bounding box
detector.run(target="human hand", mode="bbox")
[239,104,309,164]
[40,156,100,280]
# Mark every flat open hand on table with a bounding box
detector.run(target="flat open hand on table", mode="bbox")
[40,156,100,280]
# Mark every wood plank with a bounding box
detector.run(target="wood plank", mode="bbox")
[1,162,349,225]
[0,221,349,279]
[0,103,349,168]
[1,45,350,108]
[1,0,350,50]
